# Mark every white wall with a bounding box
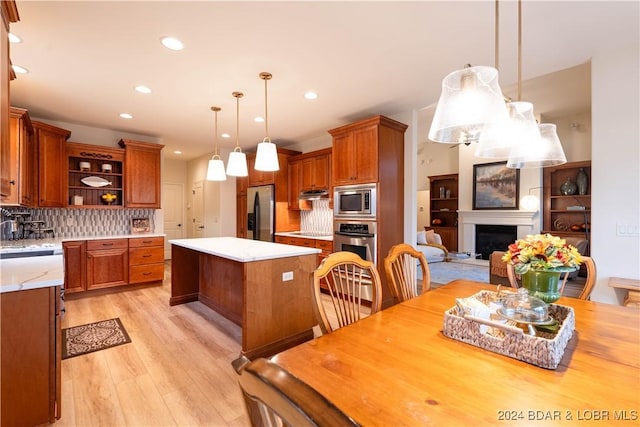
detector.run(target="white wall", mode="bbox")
[590,43,640,305]
[186,148,237,238]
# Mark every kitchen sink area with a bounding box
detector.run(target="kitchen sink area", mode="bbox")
[285,231,334,238]
[0,240,63,259]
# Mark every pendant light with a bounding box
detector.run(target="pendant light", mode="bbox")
[505,0,566,168]
[226,91,248,177]
[429,65,507,145]
[206,106,227,181]
[254,72,280,171]
[475,0,540,159]
[428,3,507,146]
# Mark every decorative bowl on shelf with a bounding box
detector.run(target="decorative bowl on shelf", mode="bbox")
[101,193,117,205]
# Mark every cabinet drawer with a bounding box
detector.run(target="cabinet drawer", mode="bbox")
[129,236,164,248]
[129,246,164,265]
[87,238,128,251]
[315,239,333,251]
[129,263,165,284]
[290,237,315,248]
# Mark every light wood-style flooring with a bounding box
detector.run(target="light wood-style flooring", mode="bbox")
[57,261,250,426]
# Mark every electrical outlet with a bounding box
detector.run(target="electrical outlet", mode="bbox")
[282,271,293,281]
[66,217,75,226]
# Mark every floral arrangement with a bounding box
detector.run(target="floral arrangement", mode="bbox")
[502,233,582,275]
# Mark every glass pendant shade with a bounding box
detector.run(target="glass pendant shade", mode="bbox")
[254,139,279,171]
[226,148,248,177]
[508,123,567,169]
[206,156,227,181]
[476,101,539,158]
[428,65,508,145]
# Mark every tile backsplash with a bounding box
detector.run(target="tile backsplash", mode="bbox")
[1,207,156,239]
[300,199,333,235]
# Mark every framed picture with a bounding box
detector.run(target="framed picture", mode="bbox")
[131,217,150,233]
[473,161,520,210]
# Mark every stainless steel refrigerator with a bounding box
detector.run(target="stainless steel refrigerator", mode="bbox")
[247,184,275,242]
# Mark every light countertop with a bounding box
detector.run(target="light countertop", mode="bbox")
[275,231,333,242]
[170,237,320,262]
[0,233,165,254]
[1,255,64,293]
[0,233,165,293]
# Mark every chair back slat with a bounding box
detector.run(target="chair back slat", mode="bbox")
[313,252,382,334]
[384,243,430,303]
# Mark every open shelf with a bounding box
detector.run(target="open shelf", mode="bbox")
[66,142,125,208]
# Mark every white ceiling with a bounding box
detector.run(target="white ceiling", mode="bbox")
[8,1,639,160]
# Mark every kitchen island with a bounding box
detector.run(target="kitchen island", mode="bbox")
[169,237,320,358]
[1,254,64,425]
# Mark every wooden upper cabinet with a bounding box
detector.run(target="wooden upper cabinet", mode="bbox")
[287,158,302,209]
[247,154,275,187]
[1,1,19,200]
[118,139,164,208]
[1,107,32,206]
[33,121,71,207]
[16,109,36,206]
[330,123,379,186]
[300,150,331,191]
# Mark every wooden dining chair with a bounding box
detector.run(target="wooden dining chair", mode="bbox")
[233,356,360,427]
[383,243,430,302]
[312,251,383,334]
[574,256,597,300]
[507,256,597,300]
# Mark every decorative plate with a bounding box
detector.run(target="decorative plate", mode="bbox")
[81,176,112,187]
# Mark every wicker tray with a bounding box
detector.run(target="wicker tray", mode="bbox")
[443,290,575,369]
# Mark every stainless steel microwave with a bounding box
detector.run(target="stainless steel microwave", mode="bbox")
[333,183,376,219]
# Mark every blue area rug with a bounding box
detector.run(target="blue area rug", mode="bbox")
[428,261,489,286]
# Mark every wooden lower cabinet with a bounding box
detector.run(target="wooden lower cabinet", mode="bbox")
[428,226,458,252]
[87,239,129,290]
[275,235,332,265]
[316,239,332,264]
[1,286,62,425]
[64,236,165,293]
[63,240,87,294]
[129,236,165,284]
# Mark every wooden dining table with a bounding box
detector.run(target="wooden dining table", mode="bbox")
[272,280,640,426]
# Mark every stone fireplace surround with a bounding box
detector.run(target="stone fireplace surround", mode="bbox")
[458,210,538,255]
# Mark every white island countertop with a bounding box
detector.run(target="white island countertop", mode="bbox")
[169,237,320,262]
[1,255,64,293]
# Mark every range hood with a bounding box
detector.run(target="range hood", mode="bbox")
[298,189,329,200]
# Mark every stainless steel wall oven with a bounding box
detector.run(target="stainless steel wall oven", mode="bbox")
[333,220,377,265]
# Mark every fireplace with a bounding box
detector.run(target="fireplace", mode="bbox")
[458,210,538,259]
[475,225,517,260]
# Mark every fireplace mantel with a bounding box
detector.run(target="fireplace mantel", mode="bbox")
[458,210,538,253]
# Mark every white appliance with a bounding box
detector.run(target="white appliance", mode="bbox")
[247,184,275,242]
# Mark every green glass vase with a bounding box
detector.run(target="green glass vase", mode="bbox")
[521,270,562,303]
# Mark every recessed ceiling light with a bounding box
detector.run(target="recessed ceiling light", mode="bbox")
[8,33,21,43]
[304,91,318,100]
[254,116,265,123]
[135,85,152,94]
[173,150,182,155]
[221,133,231,138]
[119,113,133,119]
[161,36,184,51]
[12,64,28,74]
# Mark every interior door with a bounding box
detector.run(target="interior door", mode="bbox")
[192,180,205,238]
[162,182,184,259]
